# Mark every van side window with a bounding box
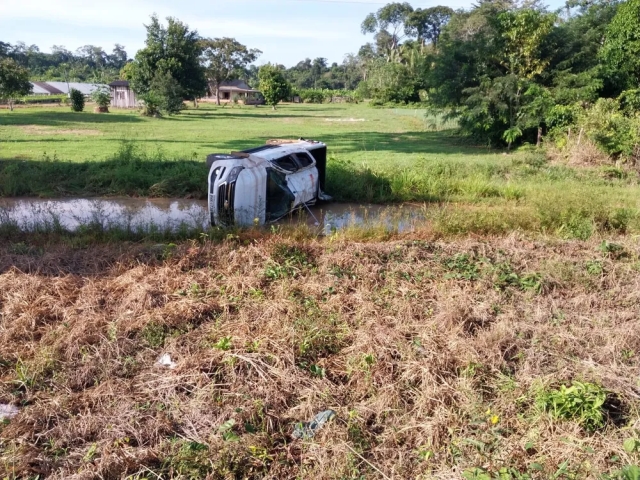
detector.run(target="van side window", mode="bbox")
[294,152,315,169]
[272,155,299,172]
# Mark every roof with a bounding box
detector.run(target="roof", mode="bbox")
[31,82,64,95]
[217,80,258,93]
[109,80,130,87]
[44,81,107,95]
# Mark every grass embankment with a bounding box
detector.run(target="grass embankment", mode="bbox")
[1,103,639,238]
[1,231,639,479]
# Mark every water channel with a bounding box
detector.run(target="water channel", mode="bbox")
[0,197,427,234]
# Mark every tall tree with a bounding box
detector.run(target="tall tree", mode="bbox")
[200,37,261,105]
[129,15,207,103]
[109,44,129,70]
[405,6,455,48]
[361,2,414,52]
[258,64,291,110]
[0,58,32,111]
[600,0,640,88]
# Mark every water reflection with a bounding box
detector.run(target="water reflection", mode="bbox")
[0,198,426,233]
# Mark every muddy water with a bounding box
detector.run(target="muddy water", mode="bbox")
[0,197,426,233]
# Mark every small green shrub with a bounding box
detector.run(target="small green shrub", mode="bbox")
[91,87,111,108]
[139,90,162,117]
[69,88,85,112]
[536,381,607,432]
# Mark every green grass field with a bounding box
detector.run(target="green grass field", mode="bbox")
[0,103,458,166]
[1,102,639,238]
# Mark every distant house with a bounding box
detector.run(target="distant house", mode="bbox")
[204,80,263,105]
[109,80,138,109]
[29,81,106,96]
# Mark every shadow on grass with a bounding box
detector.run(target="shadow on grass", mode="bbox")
[0,158,208,198]
[202,130,495,157]
[0,110,143,126]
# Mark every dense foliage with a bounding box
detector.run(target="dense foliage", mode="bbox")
[0,40,128,83]
[347,0,639,154]
[258,64,292,109]
[128,15,207,106]
[0,57,32,111]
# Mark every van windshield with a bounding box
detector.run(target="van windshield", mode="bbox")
[265,168,295,221]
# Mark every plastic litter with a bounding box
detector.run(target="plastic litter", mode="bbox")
[292,409,336,439]
[0,404,19,420]
[156,353,177,369]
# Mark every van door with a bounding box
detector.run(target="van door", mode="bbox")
[271,154,314,207]
[290,152,318,204]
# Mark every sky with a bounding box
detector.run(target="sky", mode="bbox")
[0,0,564,68]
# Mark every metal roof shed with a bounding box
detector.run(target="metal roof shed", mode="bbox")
[45,82,106,95]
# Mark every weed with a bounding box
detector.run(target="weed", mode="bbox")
[214,336,233,351]
[309,364,326,378]
[600,240,627,258]
[444,253,481,280]
[164,441,212,478]
[219,419,240,442]
[141,322,168,348]
[265,244,314,280]
[586,260,604,275]
[536,381,608,432]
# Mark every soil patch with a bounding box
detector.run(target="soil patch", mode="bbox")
[20,125,102,136]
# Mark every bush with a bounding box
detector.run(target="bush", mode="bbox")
[91,87,111,108]
[583,98,639,157]
[151,72,185,115]
[139,90,162,117]
[69,89,85,112]
[139,72,185,117]
[298,89,326,104]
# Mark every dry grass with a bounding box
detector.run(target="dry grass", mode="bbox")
[547,136,611,167]
[20,125,102,136]
[1,232,640,479]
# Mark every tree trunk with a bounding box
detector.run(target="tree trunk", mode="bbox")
[536,127,542,148]
[216,84,221,106]
[193,97,198,109]
[272,105,277,111]
[8,100,14,112]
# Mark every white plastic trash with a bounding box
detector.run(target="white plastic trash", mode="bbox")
[0,404,19,420]
[156,354,177,369]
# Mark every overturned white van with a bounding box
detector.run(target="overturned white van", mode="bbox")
[207,139,330,226]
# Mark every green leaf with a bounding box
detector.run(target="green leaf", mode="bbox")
[529,462,544,471]
[624,438,639,453]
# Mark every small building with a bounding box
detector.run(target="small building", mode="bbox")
[109,80,138,109]
[204,80,263,105]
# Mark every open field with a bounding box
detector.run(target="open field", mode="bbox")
[1,105,640,479]
[0,103,451,166]
[1,229,640,479]
[1,103,639,238]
